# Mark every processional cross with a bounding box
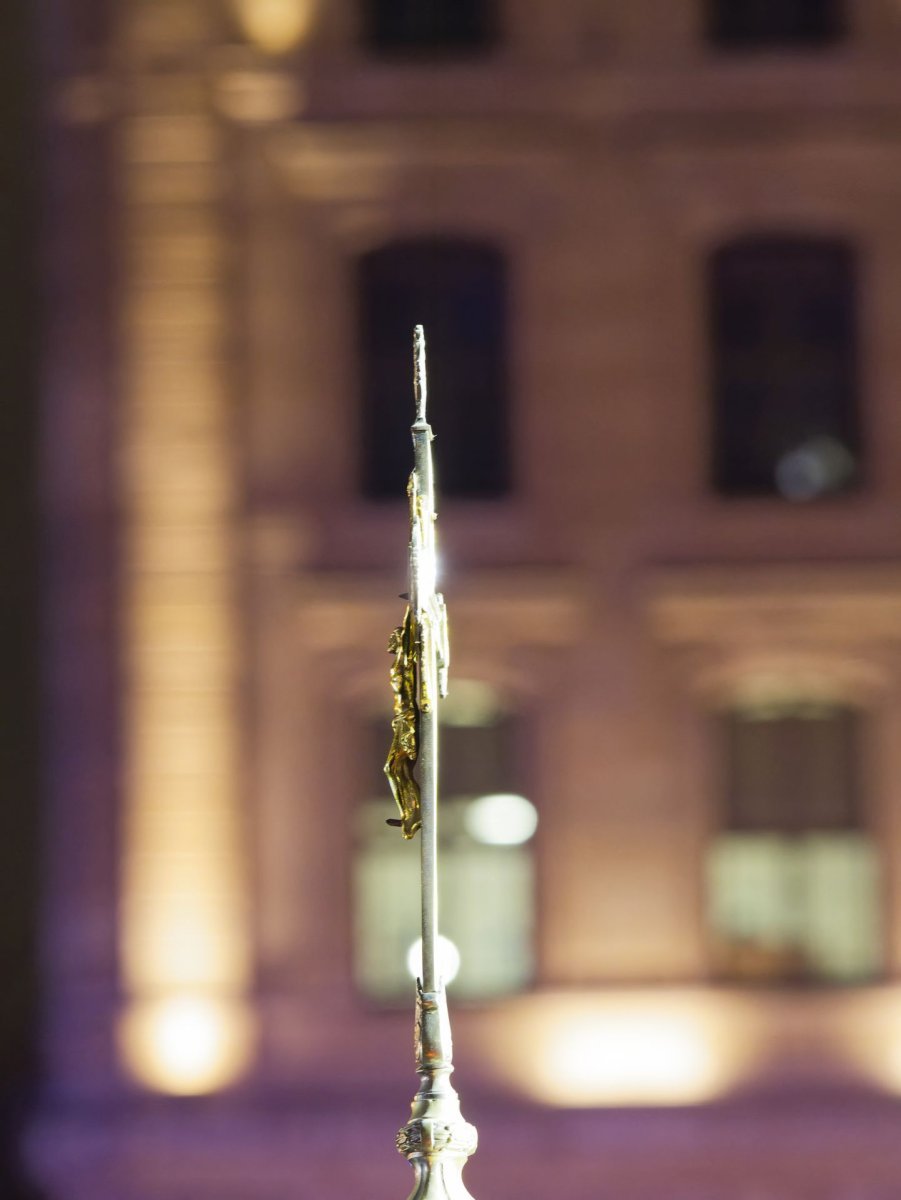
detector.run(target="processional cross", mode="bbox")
[384,326,479,1200]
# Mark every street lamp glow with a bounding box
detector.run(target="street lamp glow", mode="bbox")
[465,793,538,846]
[232,0,319,53]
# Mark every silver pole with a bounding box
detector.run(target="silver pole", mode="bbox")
[411,325,438,995]
[386,326,478,1200]
[418,701,438,993]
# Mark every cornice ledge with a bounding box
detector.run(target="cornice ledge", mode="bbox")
[296,567,587,656]
[642,562,901,648]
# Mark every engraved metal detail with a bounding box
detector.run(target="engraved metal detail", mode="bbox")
[397,1120,479,1158]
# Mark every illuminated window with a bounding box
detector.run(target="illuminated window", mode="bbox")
[354,685,535,1001]
[706,0,844,49]
[358,238,510,500]
[708,703,881,984]
[709,236,861,499]
[362,0,497,55]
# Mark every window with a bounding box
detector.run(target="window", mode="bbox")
[708,703,881,984]
[709,236,861,499]
[362,0,497,55]
[354,683,536,1001]
[706,0,844,49]
[358,238,510,500]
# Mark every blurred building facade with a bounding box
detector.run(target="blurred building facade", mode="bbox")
[33,1,901,1198]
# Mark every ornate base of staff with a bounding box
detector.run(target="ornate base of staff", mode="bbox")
[384,326,480,1200]
[396,985,478,1200]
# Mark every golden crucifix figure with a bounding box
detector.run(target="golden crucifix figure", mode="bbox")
[385,605,421,840]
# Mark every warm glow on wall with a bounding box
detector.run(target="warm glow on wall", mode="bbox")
[876,1026,901,1095]
[480,991,752,1107]
[118,85,254,1094]
[834,986,901,1097]
[119,993,255,1096]
[479,988,901,1105]
[533,1007,716,1106]
[232,0,318,54]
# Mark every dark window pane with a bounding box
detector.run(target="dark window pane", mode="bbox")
[709,236,860,499]
[706,0,844,48]
[358,239,510,500]
[363,0,496,54]
[720,706,862,832]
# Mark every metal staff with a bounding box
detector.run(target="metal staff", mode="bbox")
[385,326,477,1200]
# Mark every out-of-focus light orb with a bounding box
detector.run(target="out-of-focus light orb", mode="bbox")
[119,993,255,1095]
[775,435,855,501]
[232,0,318,54]
[442,679,502,728]
[407,935,461,985]
[465,793,538,846]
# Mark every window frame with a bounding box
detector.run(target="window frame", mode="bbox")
[704,0,846,51]
[361,0,500,58]
[708,702,882,987]
[356,235,512,503]
[707,233,862,502]
[351,691,538,1005]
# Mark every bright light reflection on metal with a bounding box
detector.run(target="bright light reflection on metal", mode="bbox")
[407,935,461,985]
[465,793,538,846]
[418,547,437,606]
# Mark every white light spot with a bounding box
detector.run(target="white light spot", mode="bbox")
[464,793,538,846]
[406,935,461,985]
[775,435,855,501]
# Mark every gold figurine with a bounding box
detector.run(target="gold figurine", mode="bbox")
[385,606,422,839]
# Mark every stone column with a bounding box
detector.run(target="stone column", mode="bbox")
[114,0,254,1097]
